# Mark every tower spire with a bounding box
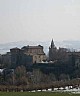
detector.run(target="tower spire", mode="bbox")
[51,39,55,48]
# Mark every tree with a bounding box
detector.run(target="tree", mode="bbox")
[32,69,42,84]
[59,74,70,81]
[48,73,56,82]
[15,65,28,85]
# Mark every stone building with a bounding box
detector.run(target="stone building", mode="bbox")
[21,45,46,63]
[0,52,11,68]
[49,39,70,61]
[49,39,80,67]
[49,39,57,61]
[67,52,80,67]
[10,45,46,68]
[10,47,32,68]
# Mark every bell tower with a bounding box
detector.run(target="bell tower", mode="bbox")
[49,39,57,61]
[51,39,55,48]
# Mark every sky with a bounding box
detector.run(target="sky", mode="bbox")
[0,0,80,44]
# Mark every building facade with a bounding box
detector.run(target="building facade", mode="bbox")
[49,39,57,61]
[49,39,69,61]
[21,45,46,63]
[10,47,32,68]
[49,39,80,68]
[10,45,46,67]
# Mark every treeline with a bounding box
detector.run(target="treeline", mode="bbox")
[0,53,80,88]
[0,61,80,86]
[0,78,80,92]
[33,60,80,80]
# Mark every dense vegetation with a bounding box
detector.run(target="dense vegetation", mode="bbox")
[0,52,80,91]
[0,57,80,86]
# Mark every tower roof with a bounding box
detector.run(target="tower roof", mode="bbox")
[51,39,55,48]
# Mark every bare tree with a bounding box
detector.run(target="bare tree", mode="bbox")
[15,65,28,85]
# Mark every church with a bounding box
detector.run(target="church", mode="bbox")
[49,39,69,61]
[49,39,80,68]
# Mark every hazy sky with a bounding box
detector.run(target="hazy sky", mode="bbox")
[0,0,80,44]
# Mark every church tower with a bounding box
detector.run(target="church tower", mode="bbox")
[51,39,55,48]
[49,39,57,61]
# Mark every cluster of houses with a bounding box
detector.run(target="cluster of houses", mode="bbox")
[0,39,80,69]
[0,44,46,68]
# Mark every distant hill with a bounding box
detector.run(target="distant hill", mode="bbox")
[0,40,80,54]
[0,40,50,54]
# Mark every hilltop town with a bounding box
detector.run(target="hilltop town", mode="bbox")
[0,39,80,89]
[0,39,80,68]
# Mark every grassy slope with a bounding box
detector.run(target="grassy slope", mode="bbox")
[0,92,80,96]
